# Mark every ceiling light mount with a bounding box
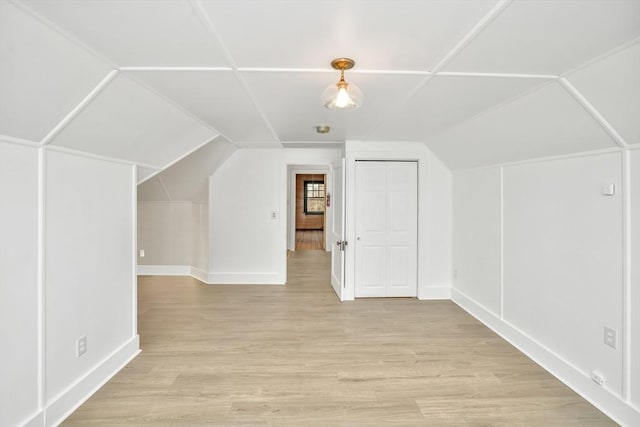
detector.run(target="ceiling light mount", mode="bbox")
[330,58,355,72]
[322,57,363,110]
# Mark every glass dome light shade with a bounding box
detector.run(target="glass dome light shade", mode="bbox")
[322,79,363,110]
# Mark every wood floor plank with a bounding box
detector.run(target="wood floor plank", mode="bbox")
[295,229,324,250]
[62,250,615,426]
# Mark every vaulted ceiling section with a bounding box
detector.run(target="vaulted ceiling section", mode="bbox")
[1,0,639,173]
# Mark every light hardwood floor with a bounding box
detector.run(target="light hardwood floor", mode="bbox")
[63,250,615,426]
[295,229,324,250]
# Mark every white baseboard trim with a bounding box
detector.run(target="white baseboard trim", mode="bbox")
[45,336,140,427]
[137,265,191,276]
[418,285,451,300]
[452,288,640,427]
[19,409,44,427]
[190,266,209,283]
[136,265,285,285]
[205,272,285,285]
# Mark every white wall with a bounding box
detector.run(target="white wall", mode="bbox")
[0,142,39,427]
[137,202,171,265]
[164,202,194,266]
[283,148,342,166]
[137,201,208,273]
[630,149,640,409]
[452,150,639,425]
[0,142,139,427]
[209,149,285,284]
[44,150,139,424]
[344,141,452,301]
[503,153,623,393]
[195,202,208,271]
[423,149,453,292]
[453,167,502,315]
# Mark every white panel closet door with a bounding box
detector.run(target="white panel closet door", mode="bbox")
[355,161,417,298]
[355,162,387,297]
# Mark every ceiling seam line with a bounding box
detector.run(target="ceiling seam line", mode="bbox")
[190,0,281,143]
[559,78,628,148]
[8,0,118,69]
[0,134,42,148]
[116,66,562,80]
[352,70,431,76]
[430,0,514,73]
[435,72,558,80]
[40,69,119,146]
[238,68,433,76]
[119,66,234,72]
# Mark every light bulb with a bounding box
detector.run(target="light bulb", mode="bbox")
[334,83,354,109]
[321,79,363,110]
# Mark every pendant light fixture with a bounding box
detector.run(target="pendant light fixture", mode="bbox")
[321,58,363,110]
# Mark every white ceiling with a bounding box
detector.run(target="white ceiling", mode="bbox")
[566,42,640,146]
[2,0,639,171]
[0,0,111,141]
[444,0,640,75]
[425,81,617,169]
[51,73,218,167]
[138,138,237,202]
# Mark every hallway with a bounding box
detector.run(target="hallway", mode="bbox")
[62,251,613,426]
[295,229,324,250]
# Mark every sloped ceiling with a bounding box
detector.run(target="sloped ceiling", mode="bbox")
[566,42,640,146]
[138,138,236,202]
[425,81,616,169]
[1,0,639,171]
[0,0,111,142]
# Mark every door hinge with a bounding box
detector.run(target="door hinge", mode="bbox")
[336,240,348,251]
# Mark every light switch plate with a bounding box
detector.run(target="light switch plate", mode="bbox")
[601,184,615,196]
[604,326,617,349]
[77,336,87,358]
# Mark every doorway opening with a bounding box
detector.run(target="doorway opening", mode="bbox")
[295,173,326,250]
[286,163,337,299]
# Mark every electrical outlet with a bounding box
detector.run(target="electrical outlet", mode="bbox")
[139,249,145,258]
[591,370,605,386]
[270,211,277,220]
[77,336,87,358]
[604,326,617,349]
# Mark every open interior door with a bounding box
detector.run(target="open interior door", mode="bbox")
[329,158,346,300]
